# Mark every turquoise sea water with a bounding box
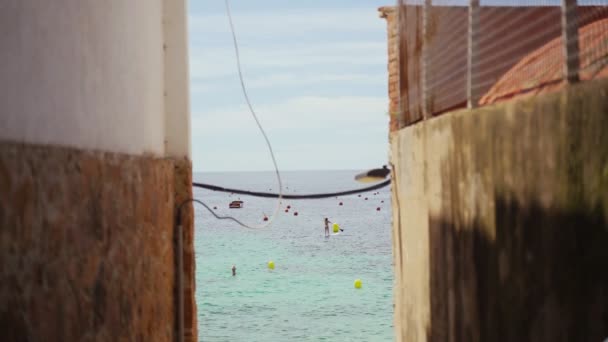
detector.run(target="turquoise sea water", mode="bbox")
[194,171,393,341]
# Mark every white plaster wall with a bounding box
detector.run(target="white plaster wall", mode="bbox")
[0,0,166,156]
[163,0,192,159]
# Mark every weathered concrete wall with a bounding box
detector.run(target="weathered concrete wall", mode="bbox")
[163,0,196,336]
[379,7,400,132]
[0,142,177,341]
[390,78,608,341]
[173,159,196,342]
[0,1,195,340]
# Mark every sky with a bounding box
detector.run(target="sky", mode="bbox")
[188,0,392,172]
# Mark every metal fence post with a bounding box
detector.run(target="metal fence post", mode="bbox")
[561,0,580,83]
[422,0,431,119]
[467,0,480,109]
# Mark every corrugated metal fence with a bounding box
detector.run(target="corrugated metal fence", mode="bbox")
[395,0,608,127]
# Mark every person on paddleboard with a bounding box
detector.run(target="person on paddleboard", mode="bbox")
[324,218,331,237]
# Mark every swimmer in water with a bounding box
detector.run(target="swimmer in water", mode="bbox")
[232,265,236,276]
[324,218,331,237]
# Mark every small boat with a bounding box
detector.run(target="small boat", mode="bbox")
[229,200,244,209]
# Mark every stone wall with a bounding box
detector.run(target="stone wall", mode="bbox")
[173,159,197,342]
[0,142,179,341]
[390,79,608,341]
[380,7,400,133]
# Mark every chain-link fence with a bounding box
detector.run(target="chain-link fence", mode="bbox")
[394,0,608,127]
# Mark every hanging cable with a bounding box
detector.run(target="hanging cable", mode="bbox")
[180,0,283,229]
[224,0,283,227]
[177,198,256,229]
[192,180,391,199]
[182,1,391,228]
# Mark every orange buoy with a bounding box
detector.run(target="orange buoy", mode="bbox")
[285,209,289,213]
[339,202,343,206]
[263,216,269,221]
[287,205,291,209]
[376,207,381,211]
[294,212,298,216]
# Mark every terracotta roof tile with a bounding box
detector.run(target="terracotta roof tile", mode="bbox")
[480,18,608,105]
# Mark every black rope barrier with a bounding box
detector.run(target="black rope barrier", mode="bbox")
[192,179,391,199]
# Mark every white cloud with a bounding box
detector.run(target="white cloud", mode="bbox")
[190,72,384,94]
[188,5,390,171]
[192,136,389,172]
[191,95,388,137]
[188,41,386,81]
[188,7,385,38]
[187,6,387,81]
[245,72,383,89]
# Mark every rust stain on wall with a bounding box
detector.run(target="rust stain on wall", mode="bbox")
[0,142,177,341]
[173,158,197,342]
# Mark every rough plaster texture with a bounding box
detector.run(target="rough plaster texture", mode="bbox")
[390,79,608,341]
[0,142,177,341]
[0,0,165,156]
[163,0,192,159]
[380,7,400,133]
[173,159,197,342]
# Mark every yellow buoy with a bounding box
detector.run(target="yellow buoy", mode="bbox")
[354,279,362,289]
[333,223,340,233]
[268,260,275,270]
